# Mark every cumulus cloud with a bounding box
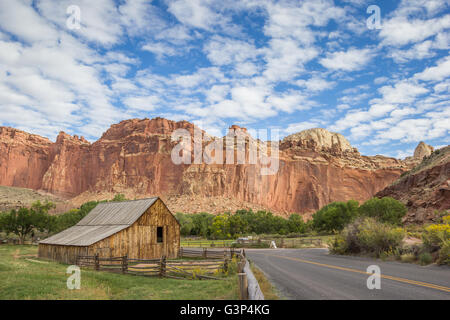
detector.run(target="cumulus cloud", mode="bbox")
[320,48,374,71]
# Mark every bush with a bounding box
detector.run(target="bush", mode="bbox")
[358,197,407,225]
[438,240,450,265]
[311,200,359,233]
[329,217,405,257]
[418,252,433,265]
[400,253,416,263]
[422,223,450,250]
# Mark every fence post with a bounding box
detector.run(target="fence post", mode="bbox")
[203,248,207,259]
[159,256,166,277]
[180,247,183,258]
[223,258,228,273]
[238,273,248,300]
[94,253,99,271]
[122,255,128,274]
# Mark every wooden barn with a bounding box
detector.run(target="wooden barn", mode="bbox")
[38,197,180,264]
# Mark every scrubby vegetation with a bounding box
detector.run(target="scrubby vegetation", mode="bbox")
[329,210,450,266]
[329,217,405,257]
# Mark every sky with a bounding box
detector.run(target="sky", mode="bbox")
[0,0,448,159]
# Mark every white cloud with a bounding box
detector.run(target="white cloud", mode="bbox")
[415,56,450,81]
[296,76,336,92]
[166,0,231,31]
[122,96,160,111]
[320,48,374,71]
[284,121,321,135]
[379,11,450,47]
[377,81,428,104]
[142,42,178,59]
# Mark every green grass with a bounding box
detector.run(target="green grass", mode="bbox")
[0,245,238,300]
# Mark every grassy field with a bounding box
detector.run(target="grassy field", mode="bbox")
[0,245,238,300]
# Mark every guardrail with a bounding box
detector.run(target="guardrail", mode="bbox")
[236,250,264,300]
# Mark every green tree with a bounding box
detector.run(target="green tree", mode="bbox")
[191,212,214,238]
[312,200,359,233]
[175,212,194,236]
[287,214,306,234]
[358,197,407,225]
[210,214,230,239]
[0,208,44,244]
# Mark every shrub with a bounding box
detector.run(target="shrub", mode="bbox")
[418,252,433,265]
[358,197,407,225]
[400,253,416,263]
[329,217,405,257]
[421,223,450,250]
[438,240,450,265]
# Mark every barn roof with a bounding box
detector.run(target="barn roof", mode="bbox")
[40,197,159,246]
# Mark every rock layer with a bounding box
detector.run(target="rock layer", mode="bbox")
[0,118,420,216]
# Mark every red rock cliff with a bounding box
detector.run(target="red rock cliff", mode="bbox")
[0,118,417,216]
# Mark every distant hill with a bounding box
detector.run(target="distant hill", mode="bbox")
[0,186,69,213]
[377,145,450,223]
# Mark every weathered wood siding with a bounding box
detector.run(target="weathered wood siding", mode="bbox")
[38,199,180,264]
[38,244,89,264]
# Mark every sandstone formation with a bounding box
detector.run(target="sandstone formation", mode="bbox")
[377,146,450,223]
[0,118,421,217]
[413,142,434,160]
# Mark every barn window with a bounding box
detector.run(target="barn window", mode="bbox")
[157,227,163,243]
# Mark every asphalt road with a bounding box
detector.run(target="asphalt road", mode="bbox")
[246,248,450,300]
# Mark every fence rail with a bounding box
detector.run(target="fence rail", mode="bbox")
[76,250,230,280]
[179,247,239,259]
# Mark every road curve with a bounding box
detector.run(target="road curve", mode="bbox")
[246,248,450,300]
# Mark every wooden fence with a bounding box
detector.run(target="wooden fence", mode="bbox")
[179,247,239,259]
[181,240,234,248]
[76,250,231,280]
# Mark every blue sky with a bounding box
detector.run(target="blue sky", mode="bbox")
[0,0,448,158]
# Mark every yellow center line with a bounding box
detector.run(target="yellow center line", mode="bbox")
[262,253,450,293]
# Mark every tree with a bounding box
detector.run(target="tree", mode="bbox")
[0,208,44,244]
[358,197,407,225]
[312,200,359,233]
[287,214,306,234]
[191,212,214,238]
[175,212,194,236]
[210,214,230,239]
